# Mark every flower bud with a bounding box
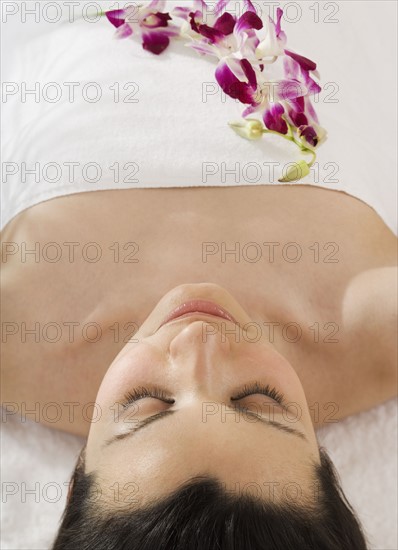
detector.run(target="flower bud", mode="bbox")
[278,160,310,182]
[229,118,264,140]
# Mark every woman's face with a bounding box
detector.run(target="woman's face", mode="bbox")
[85,283,321,509]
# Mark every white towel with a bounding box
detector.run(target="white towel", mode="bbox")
[1,0,397,235]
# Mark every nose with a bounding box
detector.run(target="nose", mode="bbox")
[168,320,231,388]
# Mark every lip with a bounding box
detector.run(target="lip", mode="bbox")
[158,300,238,330]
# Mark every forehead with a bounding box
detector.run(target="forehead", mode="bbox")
[89,409,318,509]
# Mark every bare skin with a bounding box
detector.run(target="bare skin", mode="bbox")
[1,184,397,439]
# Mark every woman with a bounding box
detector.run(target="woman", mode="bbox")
[1,1,397,548]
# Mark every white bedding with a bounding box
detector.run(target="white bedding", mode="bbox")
[1,0,397,234]
[1,1,397,548]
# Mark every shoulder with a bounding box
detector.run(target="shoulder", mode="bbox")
[346,265,397,383]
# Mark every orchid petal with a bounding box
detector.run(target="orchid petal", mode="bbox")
[243,0,257,13]
[214,12,236,35]
[105,9,126,28]
[115,23,133,39]
[283,56,300,79]
[156,27,181,38]
[142,12,172,28]
[240,58,257,89]
[302,71,321,95]
[312,69,320,80]
[185,40,217,56]
[235,11,263,35]
[183,35,217,56]
[284,49,317,71]
[285,94,305,113]
[256,23,284,58]
[214,0,230,17]
[298,125,318,147]
[238,32,260,58]
[277,79,307,101]
[304,96,319,124]
[147,0,167,11]
[189,12,201,33]
[312,123,328,145]
[194,0,208,12]
[171,6,192,19]
[215,59,257,104]
[197,23,225,42]
[268,8,287,47]
[142,31,170,54]
[263,102,288,134]
[274,8,283,37]
[242,103,263,117]
[283,56,320,96]
[289,109,308,127]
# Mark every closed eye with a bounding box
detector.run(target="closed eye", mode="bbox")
[105,382,306,448]
[121,385,175,409]
[120,381,286,410]
[230,381,286,407]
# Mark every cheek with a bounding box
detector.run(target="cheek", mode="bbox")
[97,347,159,403]
[235,341,305,398]
[237,339,293,376]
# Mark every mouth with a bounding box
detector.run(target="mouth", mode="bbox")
[157,300,238,330]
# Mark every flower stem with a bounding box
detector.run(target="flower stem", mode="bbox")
[300,147,316,167]
[261,128,317,167]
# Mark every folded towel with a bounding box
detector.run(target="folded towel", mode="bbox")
[2,0,397,235]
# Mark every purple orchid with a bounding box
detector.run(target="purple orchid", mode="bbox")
[173,1,324,149]
[172,1,265,105]
[103,0,327,182]
[172,0,262,57]
[263,102,288,134]
[238,9,323,150]
[105,0,180,55]
[255,7,287,60]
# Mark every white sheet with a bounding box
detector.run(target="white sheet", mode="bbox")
[1,1,397,548]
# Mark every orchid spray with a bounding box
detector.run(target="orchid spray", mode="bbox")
[104,0,327,182]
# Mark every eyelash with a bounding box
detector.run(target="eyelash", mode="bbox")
[230,381,286,406]
[122,386,175,408]
[121,381,286,408]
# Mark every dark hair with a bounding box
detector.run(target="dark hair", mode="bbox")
[52,446,369,550]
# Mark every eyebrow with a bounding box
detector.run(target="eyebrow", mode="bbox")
[103,407,308,448]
